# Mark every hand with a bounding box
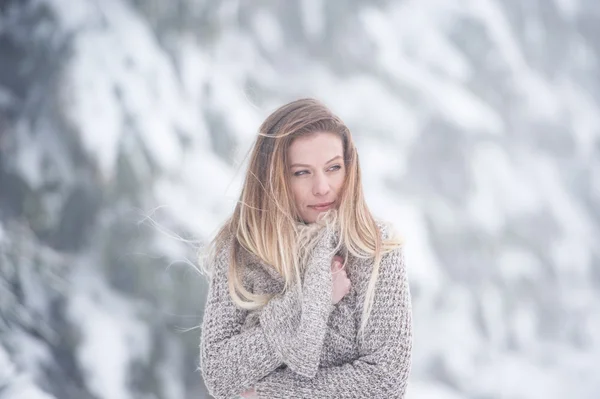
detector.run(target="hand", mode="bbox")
[297,216,340,273]
[240,387,258,398]
[331,255,351,305]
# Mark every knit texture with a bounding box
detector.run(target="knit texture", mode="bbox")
[199,224,412,398]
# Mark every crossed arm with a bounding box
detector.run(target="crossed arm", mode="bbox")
[201,234,412,399]
[199,233,337,399]
[252,247,413,398]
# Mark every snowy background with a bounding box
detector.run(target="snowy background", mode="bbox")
[1,0,599,398]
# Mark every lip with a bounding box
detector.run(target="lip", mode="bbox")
[309,201,335,211]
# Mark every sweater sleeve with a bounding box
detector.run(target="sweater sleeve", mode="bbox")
[200,232,337,399]
[253,246,413,399]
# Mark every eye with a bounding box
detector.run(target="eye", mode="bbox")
[328,164,342,172]
[293,170,309,177]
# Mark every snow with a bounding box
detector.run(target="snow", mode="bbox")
[0,347,56,399]
[67,267,150,399]
[467,142,543,233]
[561,81,600,160]
[360,6,504,135]
[252,10,284,52]
[2,0,599,398]
[53,0,209,180]
[301,0,325,40]
[553,0,581,19]
[498,247,543,282]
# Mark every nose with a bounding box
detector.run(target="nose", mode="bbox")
[312,172,330,197]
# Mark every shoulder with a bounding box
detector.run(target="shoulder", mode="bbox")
[349,221,405,280]
[374,220,406,275]
[212,235,281,289]
[204,232,235,280]
[375,220,392,240]
[374,219,403,247]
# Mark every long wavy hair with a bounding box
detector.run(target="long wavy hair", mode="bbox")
[202,98,401,337]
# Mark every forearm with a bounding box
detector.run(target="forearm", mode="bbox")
[259,235,335,378]
[201,232,337,398]
[202,275,333,398]
[200,238,288,399]
[256,245,413,399]
[200,325,283,399]
[254,352,411,399]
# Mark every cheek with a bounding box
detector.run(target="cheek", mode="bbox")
[333,172,345,193]
[290,180,309,206]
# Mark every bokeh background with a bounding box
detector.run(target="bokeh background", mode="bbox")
[1,0,599,398]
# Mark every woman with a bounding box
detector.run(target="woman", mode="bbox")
[199,98,412,398]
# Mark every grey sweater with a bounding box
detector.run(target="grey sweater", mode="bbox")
[199,225,412,398]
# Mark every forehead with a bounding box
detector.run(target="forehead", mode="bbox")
[288,132,343,164]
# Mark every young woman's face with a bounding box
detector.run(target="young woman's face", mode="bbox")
[287,132,345,223]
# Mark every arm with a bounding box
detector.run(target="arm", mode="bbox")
[200,231,337,399]
[253,247,413,399]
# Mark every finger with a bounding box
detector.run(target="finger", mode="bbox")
[331,261,343,273]
[333,268,347,277]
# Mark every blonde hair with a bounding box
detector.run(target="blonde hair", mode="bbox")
[202,98,401,337]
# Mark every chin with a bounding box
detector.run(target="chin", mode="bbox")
[303,216,317,224]
[298,211,317,224]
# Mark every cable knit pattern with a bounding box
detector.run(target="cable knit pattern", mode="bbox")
[258,228,337,378]
[199,224,412,399]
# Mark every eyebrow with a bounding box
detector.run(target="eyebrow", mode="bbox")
[290,155,343,168]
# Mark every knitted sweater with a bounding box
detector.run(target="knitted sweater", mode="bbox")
[199,225,412,398]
